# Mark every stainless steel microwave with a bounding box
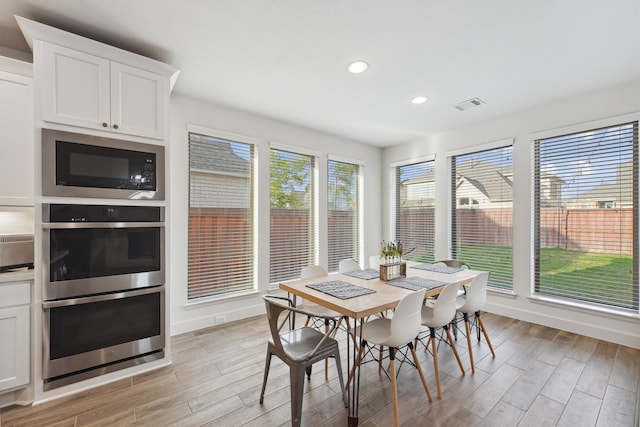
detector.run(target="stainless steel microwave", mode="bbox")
[42,129,164,200]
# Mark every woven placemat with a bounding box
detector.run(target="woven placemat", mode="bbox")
[387,276,446,292]
[306,280,376,299]
[410,263,462,274]
[343,268,380,280]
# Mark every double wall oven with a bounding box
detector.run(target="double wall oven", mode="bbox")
[41,130,166,390]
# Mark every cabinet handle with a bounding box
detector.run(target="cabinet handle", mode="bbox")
[102,122,108,127]
[113,124,119,130]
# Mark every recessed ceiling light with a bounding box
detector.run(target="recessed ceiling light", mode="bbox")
[347,60,368,74]
[411,96,429,104]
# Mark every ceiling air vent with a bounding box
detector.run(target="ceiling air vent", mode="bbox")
[454,97,485,111]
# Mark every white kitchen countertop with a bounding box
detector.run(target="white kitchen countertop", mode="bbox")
[0,268,34,283]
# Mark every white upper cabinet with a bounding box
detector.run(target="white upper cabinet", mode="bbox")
[42,42,167,140]
[0,60,33,206]
[17,16,179,142]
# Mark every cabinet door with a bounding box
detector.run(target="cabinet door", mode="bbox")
[0,70,33,205]
[0,306,29,392]
[42,42,111,130]
[111,62,166,140]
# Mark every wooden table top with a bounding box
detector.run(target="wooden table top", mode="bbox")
[279,262,484,320]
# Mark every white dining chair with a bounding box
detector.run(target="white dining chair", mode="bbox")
[346,289,432,427]
[369,255,381,269]
[455,271,495,373]
[338,258,361,273]
[418,282,466,398]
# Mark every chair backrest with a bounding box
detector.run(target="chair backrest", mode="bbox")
[263,295,292,354]
[301,265,327,279]
[388,289,426,347]
[435,259,470,269]
[338,259,361,273]
[429,282,460,327]
[461,272,490,313]
[369,255,381,269]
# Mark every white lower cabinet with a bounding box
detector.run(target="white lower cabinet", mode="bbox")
[0,281,30,393]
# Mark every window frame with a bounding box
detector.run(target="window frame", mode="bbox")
[531,114,639,314]
[390,155,437,263]
[268,142,319,284]
[327,154,364,273]
[186,126,259,301]
[446,138,514,290]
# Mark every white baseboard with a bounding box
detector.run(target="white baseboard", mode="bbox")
[485,300,640,349]
[170,302,264,336]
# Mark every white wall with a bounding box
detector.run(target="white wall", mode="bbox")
[168,95,382,335]
[382,77,640,349]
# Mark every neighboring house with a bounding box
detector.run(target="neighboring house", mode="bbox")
[566,161,633,209]
[402,159,564,209]
[189,135,250,209]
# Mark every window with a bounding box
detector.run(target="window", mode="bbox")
[328,159,360,272]
[534,121,638,311]
[188,132,255,299]
[270,148,316,282]
[451,145,513,289]
[395,159,435,263]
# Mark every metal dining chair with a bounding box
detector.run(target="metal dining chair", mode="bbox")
[418,282,466,398]
[298,265,346,379]
[345,289,432,427]
[259,295,348,427]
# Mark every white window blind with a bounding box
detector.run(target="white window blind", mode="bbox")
[328,159,360,272]
[451,145,513,288]
[395,160,435,263]
[270,148,316,283]
[188,132,255,299]
[534,121,638,311]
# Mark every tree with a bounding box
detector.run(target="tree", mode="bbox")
[270,149,311,208]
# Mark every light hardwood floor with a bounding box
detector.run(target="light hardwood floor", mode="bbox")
[1,313,639,426]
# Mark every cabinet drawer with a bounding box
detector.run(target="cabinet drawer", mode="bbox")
[0,281,30,307]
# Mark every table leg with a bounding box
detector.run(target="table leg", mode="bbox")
[347,318,362,426]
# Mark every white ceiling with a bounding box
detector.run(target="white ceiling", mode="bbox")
[0,0,638,147]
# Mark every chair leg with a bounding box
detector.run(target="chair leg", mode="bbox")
[325,319,330,380]
[463,312,475,373]
[305,365,312,379]
[408,342,432,402]
[476,312,496,357]
[346,340,366,390]
[333,349,349,408]
[429,329,442,398]
[290,365,307,427]
[389,347,399,427]
[444,325,465,375]
[259,351,272,404]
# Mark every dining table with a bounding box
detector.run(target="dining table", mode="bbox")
[279,261,487,426]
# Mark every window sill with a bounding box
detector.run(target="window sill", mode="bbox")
[183,289,260,308]
[527,294,640,322]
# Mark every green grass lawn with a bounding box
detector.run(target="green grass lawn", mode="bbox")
[412,245,637,310]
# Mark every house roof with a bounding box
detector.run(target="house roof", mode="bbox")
[189,134,250,176]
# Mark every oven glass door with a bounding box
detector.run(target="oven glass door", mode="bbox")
[43,286,165,385]
[44,223,164,300]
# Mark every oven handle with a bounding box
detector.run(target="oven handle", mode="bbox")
[43,286,164,308]
[42,222,165,229]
